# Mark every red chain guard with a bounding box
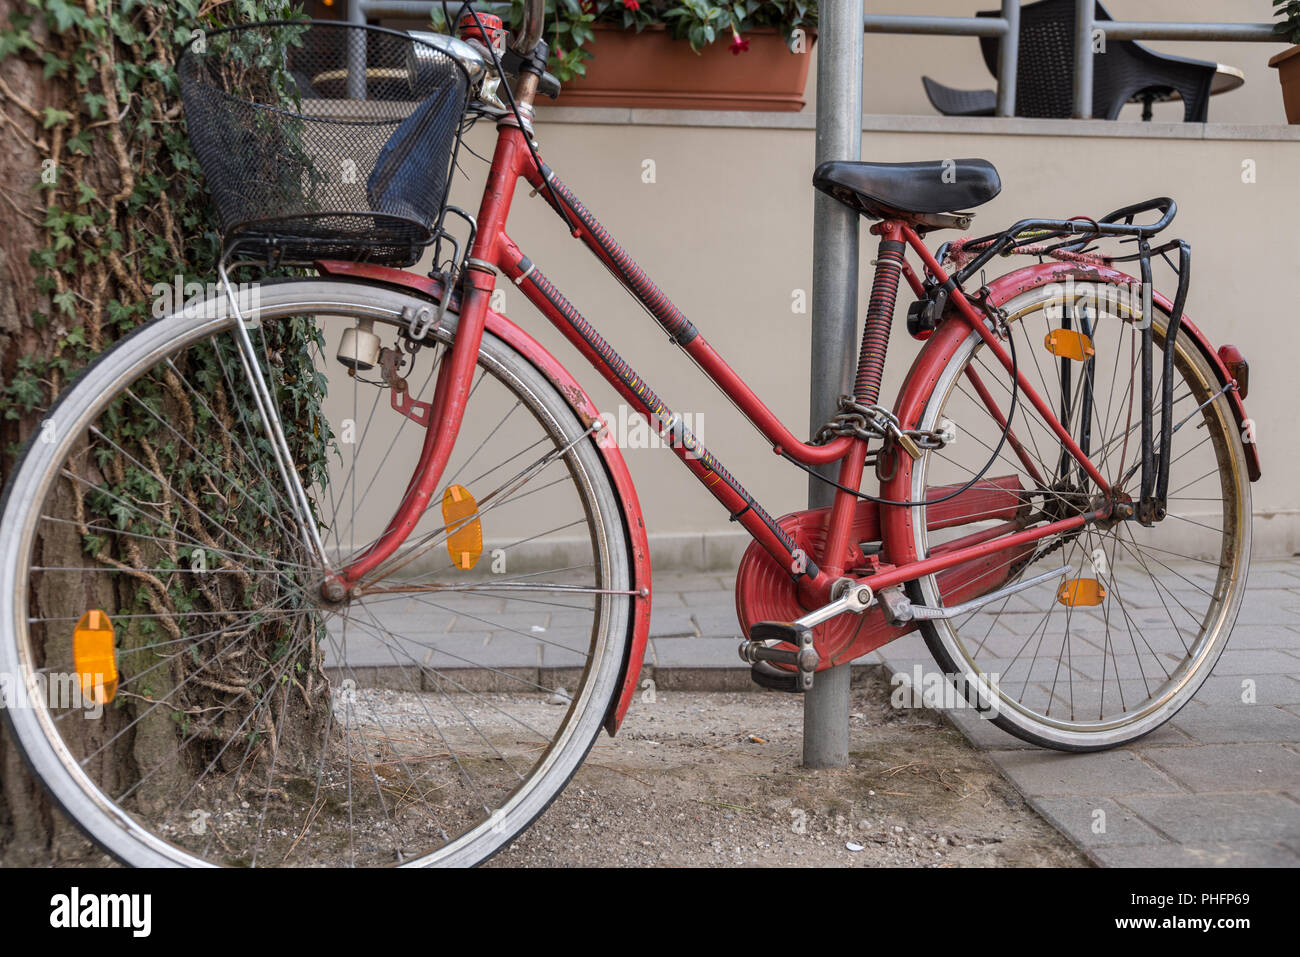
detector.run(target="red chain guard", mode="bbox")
[735,475,1032,670]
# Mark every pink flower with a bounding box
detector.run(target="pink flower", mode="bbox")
[729,28,749,55]
[623,0,640,10]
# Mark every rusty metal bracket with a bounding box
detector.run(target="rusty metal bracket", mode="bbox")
[379,347,433,427]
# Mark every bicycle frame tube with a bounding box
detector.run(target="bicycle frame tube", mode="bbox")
[335,119,1116,600]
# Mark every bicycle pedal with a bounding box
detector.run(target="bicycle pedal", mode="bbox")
[749,660,804,694]
[739,621,818,693]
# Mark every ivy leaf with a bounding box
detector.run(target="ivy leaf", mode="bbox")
[52,288,77,316]
[41,107,72,128]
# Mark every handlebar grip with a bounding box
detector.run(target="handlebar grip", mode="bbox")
[512,0,546,54]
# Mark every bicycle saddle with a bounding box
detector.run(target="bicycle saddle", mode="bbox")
[813,158,1001,226]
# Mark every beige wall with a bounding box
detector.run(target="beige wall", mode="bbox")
[422,1,1299,569]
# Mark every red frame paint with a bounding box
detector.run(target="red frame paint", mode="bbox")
[317,118,1257,729]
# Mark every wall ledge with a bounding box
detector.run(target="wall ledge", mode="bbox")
[532,106,1300,141]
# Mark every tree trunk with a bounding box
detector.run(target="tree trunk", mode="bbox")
[0,0,305,866]
[0,1,79,866]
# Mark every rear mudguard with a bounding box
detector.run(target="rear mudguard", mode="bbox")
[879,261,1260,568]
[315,260,651,735]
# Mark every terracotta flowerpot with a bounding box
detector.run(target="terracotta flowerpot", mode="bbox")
[554,24,815,112]
[1268,44,1300,124]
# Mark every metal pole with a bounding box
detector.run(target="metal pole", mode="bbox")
[1101,21,1279,42]
[347,0,367,101]
[1073,0,1094,118]
[995,0,1020,117]
[862,14,1007,36]
[803,0,863,770]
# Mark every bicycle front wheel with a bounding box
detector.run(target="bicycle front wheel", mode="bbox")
[0,278,632,866]
[906,282,1251,751]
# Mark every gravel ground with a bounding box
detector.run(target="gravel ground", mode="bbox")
[488,667,1088,867]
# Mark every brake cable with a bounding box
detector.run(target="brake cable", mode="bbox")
[460,3,576,234]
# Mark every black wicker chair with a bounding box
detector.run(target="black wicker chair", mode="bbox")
[922,0,1219,121]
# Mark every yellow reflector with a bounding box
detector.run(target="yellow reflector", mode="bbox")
[1057,578,1106,607]
[73,609,118,705]
[1044,329,1095,362]
[442,484,483,570]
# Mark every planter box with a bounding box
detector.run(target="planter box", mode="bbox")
[555,24,815,112]
[1268,44,1300,124]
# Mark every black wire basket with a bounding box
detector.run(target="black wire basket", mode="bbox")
[179,20,470,266]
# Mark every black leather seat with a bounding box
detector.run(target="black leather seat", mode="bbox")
[813,159,1001,220]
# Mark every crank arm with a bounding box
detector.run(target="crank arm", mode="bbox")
[739,579,874,692]
[794,579,874,629]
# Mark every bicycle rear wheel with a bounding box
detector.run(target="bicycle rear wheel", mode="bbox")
[0,278,631,865]
[906,282,1250,751]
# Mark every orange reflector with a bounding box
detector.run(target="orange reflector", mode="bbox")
[73,609,118,705]
[1057,578,1106,607]
[1044,329,1095,362]
[441,484,483,570]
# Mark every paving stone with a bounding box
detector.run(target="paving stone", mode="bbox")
[322,635,403,669]
[1239,570,1300,589]
[943,708,1038,750]
[539,640,589,668]
[1192,673,1300,707]
[679,588,737,608]
[1118,793,1300,842]
[689,608,742,638]
[444,611,553,636]
[1090,840,1300,868]
[1230,599,1300,626]
[654,573,733,593]
[648,606,697,638]
[988,748,1181,797]
[1216,624,1300,655]
[651,590,688,608]
[1207,648,1300,676]
[1030,796,1168,848]
[1142,743,1300,793]
[422,637,540,671]
[1170,703,1300,744]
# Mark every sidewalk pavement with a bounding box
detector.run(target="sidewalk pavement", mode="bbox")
[331,558,1300,866]
[637,560,1300,867]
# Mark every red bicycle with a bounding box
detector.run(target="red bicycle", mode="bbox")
[0,7,1259,866]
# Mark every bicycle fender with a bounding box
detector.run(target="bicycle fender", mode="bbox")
[881,261,1261,569]
[987,262,1258,482]
[314,260,652,735]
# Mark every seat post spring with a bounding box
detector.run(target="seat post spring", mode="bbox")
[855,238,906,406]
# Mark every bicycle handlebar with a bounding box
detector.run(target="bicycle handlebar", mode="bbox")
[512,0,545,54]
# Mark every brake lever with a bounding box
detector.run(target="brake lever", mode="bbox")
[499,47,560,99]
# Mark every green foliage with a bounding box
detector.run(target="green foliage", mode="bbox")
[1275,1,1300,47]
[0,0,328,731]
[431,0,817,82]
